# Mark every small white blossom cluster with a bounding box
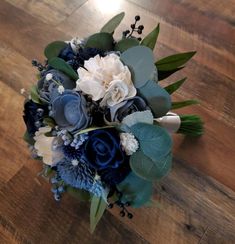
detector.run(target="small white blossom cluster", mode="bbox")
[120,132,139,155]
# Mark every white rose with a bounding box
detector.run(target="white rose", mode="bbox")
[34,127,63,166]
[120,132,139,156]
[76,54,136,104]
[100,80,136,107]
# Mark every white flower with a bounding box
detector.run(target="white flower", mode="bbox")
[70,37,82,52]
[33,126,63,166]
[20,88,26,95]
[57,85,65,94]
[120,132,139,156]
[71,159,79,166]
[76,53,136,105]
[100,80,136,107]
[45,73,53,81]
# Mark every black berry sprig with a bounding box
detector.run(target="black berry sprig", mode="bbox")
[108,190,133,219]
[122,15,144,41]
[32,59,47,72]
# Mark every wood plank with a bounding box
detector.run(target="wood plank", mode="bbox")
[5,0,87,25]
[157,160,235,240]
[0,81,26,187]
[127,0,235,55]
[0,1,70,61]
[0,166,148,244]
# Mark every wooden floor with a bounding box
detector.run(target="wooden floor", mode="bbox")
[0,0,235,243]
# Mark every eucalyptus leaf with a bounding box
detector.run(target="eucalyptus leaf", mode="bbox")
[130,123,172,162]
[85,33,114,51]
[172,100,199,110]
[138,80,171,117]
[122,110,153,128]
[44,41,67,60]
[117,172,153,208]
[90,195,107,233]
[164,77,186,94]
[23,131,35,145]
[30,85,41,104]
[66,186,91,201]
[48,57,78,80]
[120,46,156,88]
[100,12,125,33]
[141,24,160,50]
[130,150,172,181]
[158,67,184,81]
[156,51,196,71]
[114,38,139,52]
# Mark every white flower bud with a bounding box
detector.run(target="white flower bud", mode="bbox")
[45,73,53,81]
[120,132,139,156]
[58,85,65,94]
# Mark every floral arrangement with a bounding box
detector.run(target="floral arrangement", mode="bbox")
[22,13,203,232]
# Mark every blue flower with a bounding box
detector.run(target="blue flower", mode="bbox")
[37,69,75,101]
[50,90,91,132]
[23,100,48,136]
[59,44,75,61]
[56,158,104,197]
[98,159,131,186]
[84,129,126,170]
[67,47,105,70]
[105,96,149,122]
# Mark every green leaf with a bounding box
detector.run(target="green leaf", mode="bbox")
[155,51,196,71]
[66,186,91,201]
[164,77,186,94]
[23,131,35,145]
[100,12,125,33]
[44,41,67,60]
[122,111,153,128]
[121,46,156,88]
[48,57,78,80]
[130,150,172,181]
[114,38,139,52]
[85,33,114,51]
[141,24,160,50]
[43,117,56,128]
[30,85,41,104]
[158,67,184,81]
[138,80,171,117]
[90,195,107,233]
[130,123,172,162]
[172,100,199,110]
[117,172,153,208]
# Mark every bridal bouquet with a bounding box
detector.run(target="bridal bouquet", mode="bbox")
[23,13,203,232]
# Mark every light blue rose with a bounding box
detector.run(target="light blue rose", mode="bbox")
[50,90,91,132]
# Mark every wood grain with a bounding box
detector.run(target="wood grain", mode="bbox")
[0,0,235,243]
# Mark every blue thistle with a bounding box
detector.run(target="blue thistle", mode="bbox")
[56,158,104,197]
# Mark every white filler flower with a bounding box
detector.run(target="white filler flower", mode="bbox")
[34,126,63,165]
[76,53,136,106]
[57,85,65,94]
[45,73,53,81]
[120,132,139,156]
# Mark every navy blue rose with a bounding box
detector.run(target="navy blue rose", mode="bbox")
[37,69,75,101]
[84,129,126,170]
[105,96,149,122]
[50,90,91,132]
[98,159,131,186]
[23,100,48,136]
